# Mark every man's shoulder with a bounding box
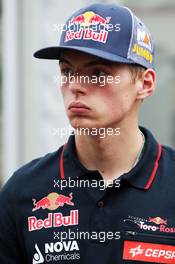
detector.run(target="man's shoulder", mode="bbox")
[15,148,61,177]
[0,146,63,195]
[162,144,175,161]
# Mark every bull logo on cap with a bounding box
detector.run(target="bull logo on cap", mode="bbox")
[70,11,111,28]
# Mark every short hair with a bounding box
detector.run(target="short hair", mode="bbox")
[128,64,146,83]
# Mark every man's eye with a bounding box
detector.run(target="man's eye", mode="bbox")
[92,70,107,78]
[61,68,74,76]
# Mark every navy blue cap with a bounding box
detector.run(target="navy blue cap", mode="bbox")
[34,3,155,69]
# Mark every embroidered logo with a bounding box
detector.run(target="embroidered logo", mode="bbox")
[123,241,175,263]
[32,192,74,212]
[33,244,44,264]
[64,11,111,43]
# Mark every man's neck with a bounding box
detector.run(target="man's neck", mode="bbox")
[74,124,145,181]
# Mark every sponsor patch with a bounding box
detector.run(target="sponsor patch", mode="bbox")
[28,210,79,232]
[33,241,80,263]
[123,215,175,234]
[137,29,152,51]
[32,192,74,212]
[65,11,111,43]
[123,241,175,263]
[128,16,154,67]
[132,44,153,63]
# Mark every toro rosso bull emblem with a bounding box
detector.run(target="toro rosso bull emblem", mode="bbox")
[32,192,74,212]
[65,11,111,43]
[149,217,167,225]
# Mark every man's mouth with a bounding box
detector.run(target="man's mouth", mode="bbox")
[68,102,91,114]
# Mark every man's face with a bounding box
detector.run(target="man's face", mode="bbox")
[59,50,140,130]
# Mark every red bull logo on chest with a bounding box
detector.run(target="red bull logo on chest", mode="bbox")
[29,192,78,231]
[32,192,74,212]
[65,11,111,43]
[28,210,79,231]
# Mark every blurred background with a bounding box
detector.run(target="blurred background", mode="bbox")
[0,0,175,185]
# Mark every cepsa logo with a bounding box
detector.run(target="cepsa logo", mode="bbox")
[65,11,113,43]
[33,241,80,264]
[28,192,79,232]
[123,241,175,263]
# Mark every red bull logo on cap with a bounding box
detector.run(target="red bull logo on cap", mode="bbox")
[32,192,74,212]
[65,11,111,43]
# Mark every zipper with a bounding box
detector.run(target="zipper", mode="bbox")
[125,231,175,240]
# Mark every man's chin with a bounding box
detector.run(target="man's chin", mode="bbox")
[71,123,93,130]
[68,116,118,130]
[69,118,95,130]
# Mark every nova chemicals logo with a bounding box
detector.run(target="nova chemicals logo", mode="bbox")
[33,244,44,264]
[33,241,80,263]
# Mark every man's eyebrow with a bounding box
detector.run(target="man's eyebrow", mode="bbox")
[84,59,114,68]
[59,57,114,68]
[59,58,73,66]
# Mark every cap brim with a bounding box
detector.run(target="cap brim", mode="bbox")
[34,46,135,65]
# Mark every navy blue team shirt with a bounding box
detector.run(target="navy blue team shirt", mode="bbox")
[1,127,175,264]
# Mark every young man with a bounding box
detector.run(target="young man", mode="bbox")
[1,3,175,264]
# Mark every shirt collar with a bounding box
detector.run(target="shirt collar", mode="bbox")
[60,126,162,190]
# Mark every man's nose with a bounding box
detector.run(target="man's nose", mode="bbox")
[68,75,87,95]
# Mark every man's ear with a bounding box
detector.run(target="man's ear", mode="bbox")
[136,69,156,100]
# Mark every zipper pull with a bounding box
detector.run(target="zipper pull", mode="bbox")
[125,231,137,236]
